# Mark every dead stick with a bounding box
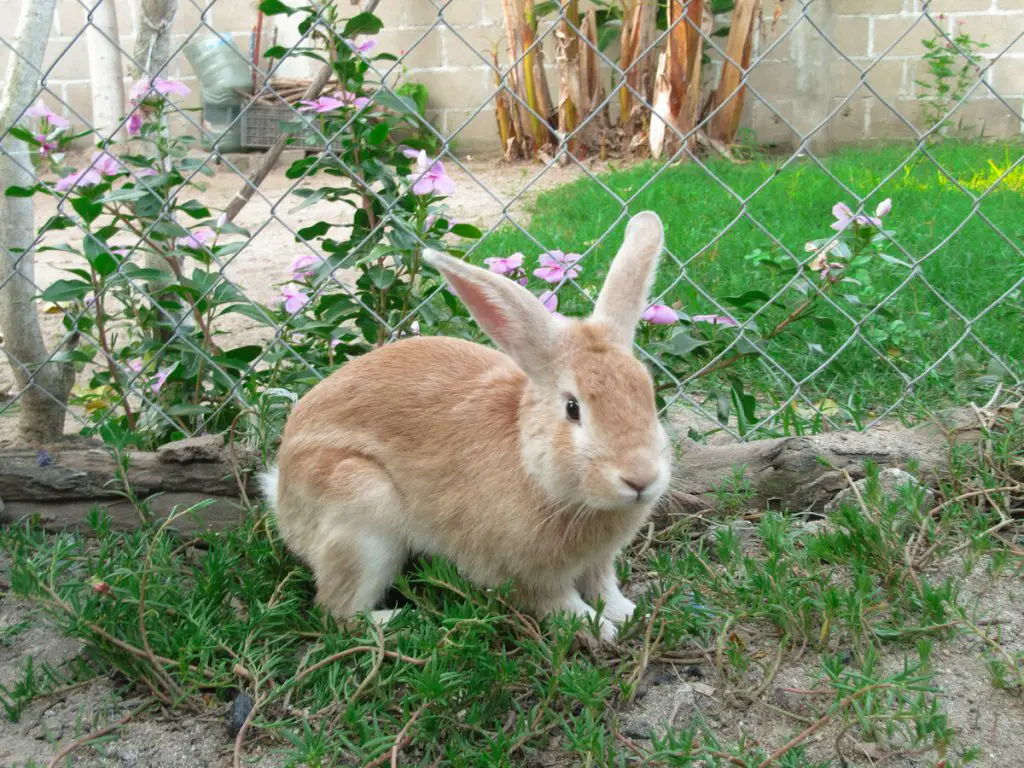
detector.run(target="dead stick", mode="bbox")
[758,684,895,767]
[46,700,154,768]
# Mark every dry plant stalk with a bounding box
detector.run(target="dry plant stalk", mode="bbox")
[556,0,582,152]
[709,0,759,144]
[500,0,534,155]
[619,0,656,137]
[650,0,704,157]
[519,0,554,150]
[492,49,520,159]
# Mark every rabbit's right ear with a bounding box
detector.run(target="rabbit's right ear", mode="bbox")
[591,211,664,348]
[424,250,562,379]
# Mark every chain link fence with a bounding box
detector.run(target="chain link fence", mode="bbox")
[1,0,1022,452]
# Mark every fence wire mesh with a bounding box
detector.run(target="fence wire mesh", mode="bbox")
[1,0,1022,451]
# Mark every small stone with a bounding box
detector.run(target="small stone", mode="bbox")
[621,719,653,739]
[227,691,255,737]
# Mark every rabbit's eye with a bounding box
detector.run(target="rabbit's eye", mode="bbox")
[565,397,581,423]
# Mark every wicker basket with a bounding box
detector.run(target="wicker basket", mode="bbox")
[240,103,324,150]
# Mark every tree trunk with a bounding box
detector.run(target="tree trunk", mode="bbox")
[0,0,77,444]
[86,0,126,141]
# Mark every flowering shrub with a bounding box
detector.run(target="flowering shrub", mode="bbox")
[6,4,474,448]
[479,198,903,430]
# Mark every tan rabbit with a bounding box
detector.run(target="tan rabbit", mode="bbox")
[262,211,671,641]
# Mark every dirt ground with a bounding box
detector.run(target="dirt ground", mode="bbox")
[1,545,1022,766]
[0,149,618,443]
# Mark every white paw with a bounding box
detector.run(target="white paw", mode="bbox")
[598,617,619,642]
[602,593,637,625]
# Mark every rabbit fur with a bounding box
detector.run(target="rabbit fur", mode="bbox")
[263,211,672,641]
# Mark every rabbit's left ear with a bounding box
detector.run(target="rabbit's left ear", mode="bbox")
[591,211,664,347]
[424,249,563,380]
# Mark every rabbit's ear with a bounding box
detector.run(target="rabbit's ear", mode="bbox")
[424,249,562,378]
[591,211,664,347]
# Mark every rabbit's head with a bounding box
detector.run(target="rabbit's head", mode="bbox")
[424,212,671,512]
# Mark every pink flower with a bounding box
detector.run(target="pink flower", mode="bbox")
[298,96,345,113]
[278,284,310,314]
[177,228,215,249]
[400,147,421,159]
[290,253,320,279]
[25,99,70,130]
[410,150,455,196]
[55,167,102,192]
[538,290,566,320]
[335,90,370,110]
[150,367,173,392]
[691,314,738,327]
[127,111,144,135]
[642,304,679,325]
[533,250,582,284]
[130,77,190,102]
[127,360,143,374]
[344,38,377,54]
[92,151,122,176]
[809,253,844,282]
[484,252,524,276]
[831,199,891,232]
[134,168,158,178]
[35,133,58,157]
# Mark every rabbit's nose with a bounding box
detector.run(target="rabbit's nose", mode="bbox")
[620,472,657,497]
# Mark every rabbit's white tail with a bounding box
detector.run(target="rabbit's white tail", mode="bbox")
[259,465,280,511]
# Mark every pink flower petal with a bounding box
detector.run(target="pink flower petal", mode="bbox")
[539,290,558,313]
[874,198,892,218]
[691,314,738,327]
[642,304,679,325]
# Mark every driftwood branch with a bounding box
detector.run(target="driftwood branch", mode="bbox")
[0,410,991,535]
[660,408,984,518]
[0,435,256,533]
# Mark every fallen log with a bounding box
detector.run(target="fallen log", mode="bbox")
[0,435,256,534]
[0,408,996,534]
[660,407,988,518]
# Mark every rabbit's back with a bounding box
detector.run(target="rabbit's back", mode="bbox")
[274,336,579,582]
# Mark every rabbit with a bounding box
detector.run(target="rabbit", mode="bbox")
[262,210,672,641]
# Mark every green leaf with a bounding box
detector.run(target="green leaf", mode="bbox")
[367,121,390,146]
[373,89,420,118]
[729,376,757,425]
[810,316,836,331]
[100,188,149,203]
[366,266,396,290]
[40,279,92,303]
[666,331,709,357]
[722,290,772,308]
[71,196,104,225]
[8,125,36,143]
[450,223,483,239]
[298,221,331,240]
[258,0,293,15]
[5,185,37,197]
[343,12,383,37]
[263,45,289,59]
[214,345,264,370]
[179,199,211,219]
[83,234,118,277]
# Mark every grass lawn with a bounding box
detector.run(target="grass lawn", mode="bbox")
[467,142,1024,430]
[1,415,1022,766]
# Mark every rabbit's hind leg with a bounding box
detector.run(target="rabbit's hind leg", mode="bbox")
[307,457,408,625]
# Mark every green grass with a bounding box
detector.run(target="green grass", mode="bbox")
[467,142,1024,427]
[2,410,1021,766]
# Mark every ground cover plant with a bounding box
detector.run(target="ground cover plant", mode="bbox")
[0,400,1021,766]
[465,142,1024,433]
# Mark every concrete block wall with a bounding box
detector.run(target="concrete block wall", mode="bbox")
[6,0,1022,155]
